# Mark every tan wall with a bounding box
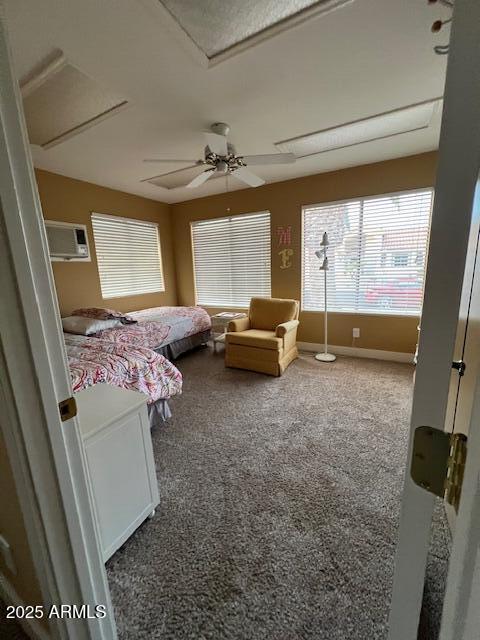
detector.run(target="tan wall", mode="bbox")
[35,170,177,316]
[0,429,45,612]
[172,152,438,353]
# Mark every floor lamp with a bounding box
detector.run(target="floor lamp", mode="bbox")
[315,232,336,362]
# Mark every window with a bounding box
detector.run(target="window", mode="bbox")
[392,253,410,267]
[191,211,271,307]
[91,213,164,299]
[302,189,433,315]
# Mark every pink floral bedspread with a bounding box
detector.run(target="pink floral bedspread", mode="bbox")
[65,334,182,403]
[89,306,211,350]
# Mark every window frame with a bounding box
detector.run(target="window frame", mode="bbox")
[301,187,433,318]
[190,210,272,308]
[91,212,165,300]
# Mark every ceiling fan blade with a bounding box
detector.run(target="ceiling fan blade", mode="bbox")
[143,158,198,163]
[186,169,215,188]
[141,164,203,184]
[233,167,265,188]
[241,153,296,165]
[204,132,228,156]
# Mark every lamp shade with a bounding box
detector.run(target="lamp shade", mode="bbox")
[319,256,329,271]
[320,231,329,247]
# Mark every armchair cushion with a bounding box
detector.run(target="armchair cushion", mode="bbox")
[276,319,300,338]
[226,329,282,351]
[249,297,298,331]
[227,317,250,332]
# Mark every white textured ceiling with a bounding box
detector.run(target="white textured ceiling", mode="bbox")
[22,60,128,148]
[4,0,451,204]
[160,0,329,58]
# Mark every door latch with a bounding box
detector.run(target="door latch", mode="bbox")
[58,396,77,422]
[452,360,466,376]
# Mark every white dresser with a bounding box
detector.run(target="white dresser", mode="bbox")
[75,384,159,561]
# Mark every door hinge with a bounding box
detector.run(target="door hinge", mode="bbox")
[58,396,77,422]
[411,426,467,513]
[452,360,466,376]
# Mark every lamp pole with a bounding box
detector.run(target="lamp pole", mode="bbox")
[315,232,336,363]
[323,264,328,356]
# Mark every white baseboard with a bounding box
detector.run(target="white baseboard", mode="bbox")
[0,573,50,640]
[297,341,414,363]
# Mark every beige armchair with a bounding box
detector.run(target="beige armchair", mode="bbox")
[225,297,300,376]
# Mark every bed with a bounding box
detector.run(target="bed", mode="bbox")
[65,334,182,426]
[71,306,212,359]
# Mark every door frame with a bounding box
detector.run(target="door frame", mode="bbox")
[388,0,480,638]
[0,5,116,639]
[440,302,480,635]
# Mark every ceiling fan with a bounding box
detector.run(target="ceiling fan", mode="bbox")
[143,122,296,189]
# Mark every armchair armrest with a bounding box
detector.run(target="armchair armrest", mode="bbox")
[276,319,299,338]
[227,317,250,332]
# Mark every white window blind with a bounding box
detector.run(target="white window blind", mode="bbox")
[91,213,164,299]
[191,211,271,307]
[302,189,433,316]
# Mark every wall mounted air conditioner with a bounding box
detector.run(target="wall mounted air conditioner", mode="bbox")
[45,220,91,261]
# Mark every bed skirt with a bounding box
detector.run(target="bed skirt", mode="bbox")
[148,398,172,427]
[155,329,211,360]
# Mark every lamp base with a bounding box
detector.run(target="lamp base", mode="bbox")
[315,353,337,363]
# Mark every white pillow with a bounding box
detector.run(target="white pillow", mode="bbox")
[62,316,122,336]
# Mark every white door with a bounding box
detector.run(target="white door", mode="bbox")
[0,7,117,639]
[388,0,480,638]
[443,182,480,533]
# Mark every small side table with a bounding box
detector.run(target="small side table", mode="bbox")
[211,312,247,352]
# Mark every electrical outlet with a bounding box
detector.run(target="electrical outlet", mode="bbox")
[0,534,17,575]
[352,328,360,338]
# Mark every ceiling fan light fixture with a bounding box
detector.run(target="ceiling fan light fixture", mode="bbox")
[142,122,295,190]
[216,160,229,174]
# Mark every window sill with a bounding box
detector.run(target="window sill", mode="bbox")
[301,309,421,319]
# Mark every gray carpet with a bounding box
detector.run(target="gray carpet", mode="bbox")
[106,349,449,640]
[0,601,30,640]
[419,500,452,639]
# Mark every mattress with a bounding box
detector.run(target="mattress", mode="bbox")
[85,306,212,351]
